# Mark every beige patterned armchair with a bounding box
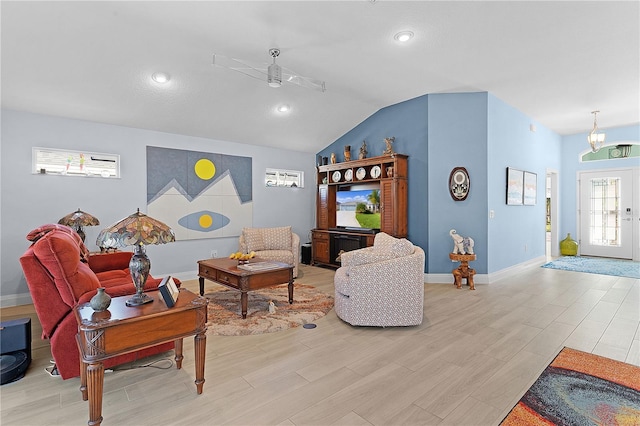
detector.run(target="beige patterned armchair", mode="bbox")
[239,226,300,278]
[334,232,425,327]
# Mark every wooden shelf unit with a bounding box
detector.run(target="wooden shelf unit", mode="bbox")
[313,154,408,267]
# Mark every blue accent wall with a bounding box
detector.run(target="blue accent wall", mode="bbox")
[319,91,567,275]
[428,92,488,274]
[319,91,640,274]
[319,95,430,267]
[487,94,561,271]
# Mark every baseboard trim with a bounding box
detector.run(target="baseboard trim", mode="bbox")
[0,292,33,308]
[425,256,546,285]
[170,270,199,283]
[487,256,546,283]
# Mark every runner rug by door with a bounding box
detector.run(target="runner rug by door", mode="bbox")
[501,347,640,425]
[541,256,640,279]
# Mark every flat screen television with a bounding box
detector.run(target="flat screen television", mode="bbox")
[336,185,380,231]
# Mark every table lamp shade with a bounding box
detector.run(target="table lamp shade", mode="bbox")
[58,209,100,242]
[96,209,175,307]
[96,209,175,248]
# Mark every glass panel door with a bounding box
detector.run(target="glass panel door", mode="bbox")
[579,169,633,259]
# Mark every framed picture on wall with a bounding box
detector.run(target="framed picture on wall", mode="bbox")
[506,167,524,205]
[523,171,537,205]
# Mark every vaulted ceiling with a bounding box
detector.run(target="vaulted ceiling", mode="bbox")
[2,1,638,153]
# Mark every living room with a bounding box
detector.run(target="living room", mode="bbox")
[1,2,639,425]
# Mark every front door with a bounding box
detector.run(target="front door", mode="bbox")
[579,169,634,259]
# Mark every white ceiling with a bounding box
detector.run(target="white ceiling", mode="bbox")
[2,1,639,154]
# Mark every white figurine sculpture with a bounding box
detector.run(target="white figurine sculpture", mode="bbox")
[450,229,474,255]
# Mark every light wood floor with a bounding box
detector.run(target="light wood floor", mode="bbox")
[1,262,638,425]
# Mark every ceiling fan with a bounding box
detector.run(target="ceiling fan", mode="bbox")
[213,48,326,92]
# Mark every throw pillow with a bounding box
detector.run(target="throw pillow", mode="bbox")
[263,226,292,250]
[242,228,265,252]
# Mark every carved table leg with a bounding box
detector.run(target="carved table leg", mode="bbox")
[174,338,184,369]
[80,359,88,401]
[288,273,294,304]
[241,291,248,319]
[199,277,205,296]
[86,361,104,426]
[452,268,462,289]
[194,332,206,394]
[468,268,476,290]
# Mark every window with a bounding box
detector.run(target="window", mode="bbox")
[33,147,120,178]
[265,168,303,188]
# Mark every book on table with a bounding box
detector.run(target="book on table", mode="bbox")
[237,261,287,272]
[158,276,180,307]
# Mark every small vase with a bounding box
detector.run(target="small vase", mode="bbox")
[90,287,111,312]
[560,233,578,256]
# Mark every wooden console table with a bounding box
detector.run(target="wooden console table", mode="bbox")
[449,253,476,290]
[74,289,208,426]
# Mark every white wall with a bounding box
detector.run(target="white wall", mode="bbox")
[1,109,317,307]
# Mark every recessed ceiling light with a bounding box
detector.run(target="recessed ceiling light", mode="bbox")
[277,104,290,113]
[152,72,170,83]
[394,31,414,43]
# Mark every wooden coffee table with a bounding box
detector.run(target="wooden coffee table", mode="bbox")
[74,289,208,426]
[198,257,294,318]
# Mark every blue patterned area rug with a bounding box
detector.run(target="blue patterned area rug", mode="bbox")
[501,347,640,425]
[541,256,640,279]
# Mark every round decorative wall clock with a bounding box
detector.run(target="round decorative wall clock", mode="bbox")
[449,167,470,201]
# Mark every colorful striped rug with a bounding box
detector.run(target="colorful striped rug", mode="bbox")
[542,256,640,279]
[501,347,640,425]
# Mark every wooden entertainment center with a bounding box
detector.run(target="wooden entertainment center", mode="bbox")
[312,154,408,267]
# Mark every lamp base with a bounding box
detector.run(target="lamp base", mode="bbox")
[125,292,154,307]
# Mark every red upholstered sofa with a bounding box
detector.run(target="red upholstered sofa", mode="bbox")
[19,224,179,379]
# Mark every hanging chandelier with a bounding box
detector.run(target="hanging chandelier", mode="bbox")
[587,110,606,153]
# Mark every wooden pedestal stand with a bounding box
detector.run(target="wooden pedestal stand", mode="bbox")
[449,253,476,290]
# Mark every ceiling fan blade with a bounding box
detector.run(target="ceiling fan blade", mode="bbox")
[213,53,267,82]
[283,73,326,92]
[213,52,326,92]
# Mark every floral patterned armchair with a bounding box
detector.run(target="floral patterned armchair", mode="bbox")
[239,226,300,278]
[334,232,425,327]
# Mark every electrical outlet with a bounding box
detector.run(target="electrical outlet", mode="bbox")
[211,250,218,258]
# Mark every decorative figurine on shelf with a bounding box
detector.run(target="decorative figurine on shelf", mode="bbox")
[344,145,351,162]
[359,140,368,159]
[331,153,337,164]
[450,229,474,255]
[383,137,396,155]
